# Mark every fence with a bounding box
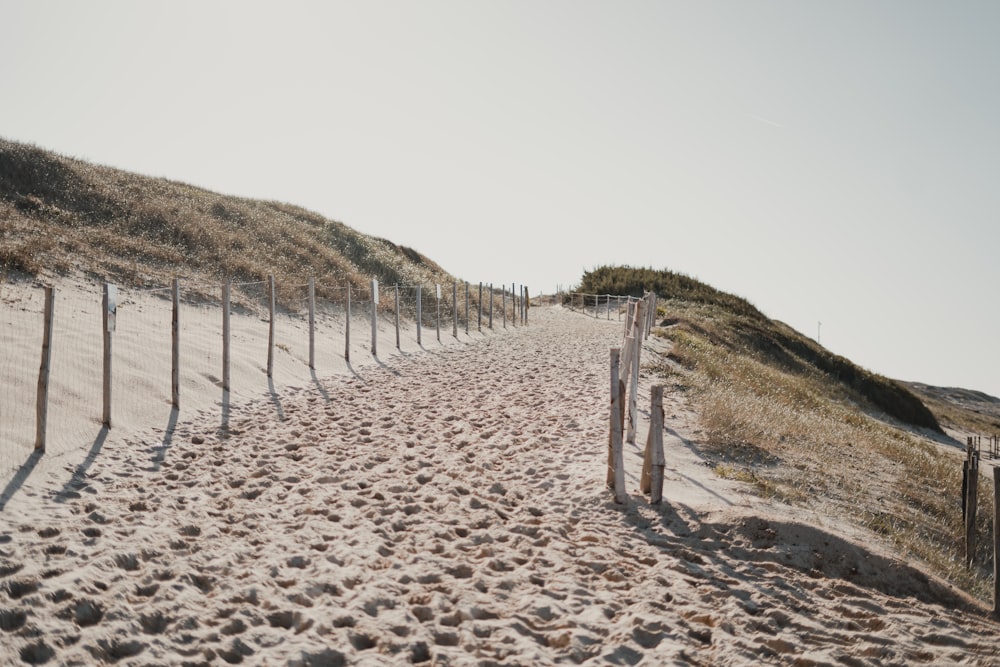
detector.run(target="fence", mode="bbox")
[573,290,663,505]
[1,276,530,474]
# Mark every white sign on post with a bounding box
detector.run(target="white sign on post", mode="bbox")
[436,284,441,299]
[106,285,118,332]
[372,279,379,303]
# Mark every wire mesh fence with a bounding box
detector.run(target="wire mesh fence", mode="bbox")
[1,276,529,475]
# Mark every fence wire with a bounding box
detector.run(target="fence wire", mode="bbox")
[1,278,528,474]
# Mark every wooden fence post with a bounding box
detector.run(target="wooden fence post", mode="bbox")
[489,283,494,329]
[394,283,400,350]
[345,285,351,362]
[994,466,1000,617]
[371,278,379,357]
[416,285,422,346]
[308,277,316,369]
[452,282,458,338]
[222,280,231,391]
[626,301,645,444]
[34,285,54,451]
[102,283,116,428]
[435,284,441,342]
[608,348,626,503]
[642,386,666,503]
[171,277,180,409]
[478,282,483,332]
[465,281,470,335]
[502,285,507,329]
[267,274,275,378]
[512,283,517,327]
[967,444,979,565]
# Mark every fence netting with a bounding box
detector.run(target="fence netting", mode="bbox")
[1,278,528,474]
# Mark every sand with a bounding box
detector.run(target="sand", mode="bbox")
[1,282,999,666]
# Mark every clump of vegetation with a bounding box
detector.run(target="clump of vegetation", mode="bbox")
[590,266,989,601]
[0,139,453,305]
[577,265,764,319]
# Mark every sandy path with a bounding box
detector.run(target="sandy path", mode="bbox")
[1,306,998,666]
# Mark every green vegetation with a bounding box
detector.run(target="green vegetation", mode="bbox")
[595,265,991,601]
[0,139,453,303]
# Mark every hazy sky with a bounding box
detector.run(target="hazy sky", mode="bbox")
[3,1,1000,396]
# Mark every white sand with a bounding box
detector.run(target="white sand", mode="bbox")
[1,280,998,665]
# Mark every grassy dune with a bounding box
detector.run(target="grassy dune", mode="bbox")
[580,265,994,601]
[0,139,452,304]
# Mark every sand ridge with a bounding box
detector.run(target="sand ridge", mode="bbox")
[1,305,998,665]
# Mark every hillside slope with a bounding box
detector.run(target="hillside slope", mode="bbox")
[578,266,995,602]
[0,139,452,299]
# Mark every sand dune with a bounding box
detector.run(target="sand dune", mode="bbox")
[1,297,998,665]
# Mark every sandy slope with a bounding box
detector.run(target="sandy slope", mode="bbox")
[1,302,998,666]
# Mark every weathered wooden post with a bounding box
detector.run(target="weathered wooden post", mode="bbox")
[452,282,458,338]
[222,280,231,391]
[478,282,483,332]
[489,283,494,329]
[524,286,529,325]
[171,277,180,409]
[308,277,316,369]
[502,285,507,328]
[416,285,423,346]
[465,281,470,335]
[35,285,54,450]
[512,282,517,327]
[394,283,400,350]
[608,348,626,503]
[102,283,117,428]
[626,300,645,444]
[967,444,980,565]
[994,467,1000,617]
[641,386,666,503]
[345,285,351,362]
[267,275,276,378]
[371,278,379,356]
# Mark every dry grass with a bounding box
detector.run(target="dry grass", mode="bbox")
[0,139,453,305]
[652,298,995,602]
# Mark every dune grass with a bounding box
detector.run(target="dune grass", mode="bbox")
[0,139,453,305]
[654,298,994,602]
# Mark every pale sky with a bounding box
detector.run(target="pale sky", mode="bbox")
[3,1,1000,396]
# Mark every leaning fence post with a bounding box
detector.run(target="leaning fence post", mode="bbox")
[172,277,180,409]
[626,302,644,444]
[35,285,55,451]
[267,275,276,378]
[102,283,117,428]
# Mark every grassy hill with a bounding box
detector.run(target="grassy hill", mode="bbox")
[0,139,452,302]
[581,265,995,601]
